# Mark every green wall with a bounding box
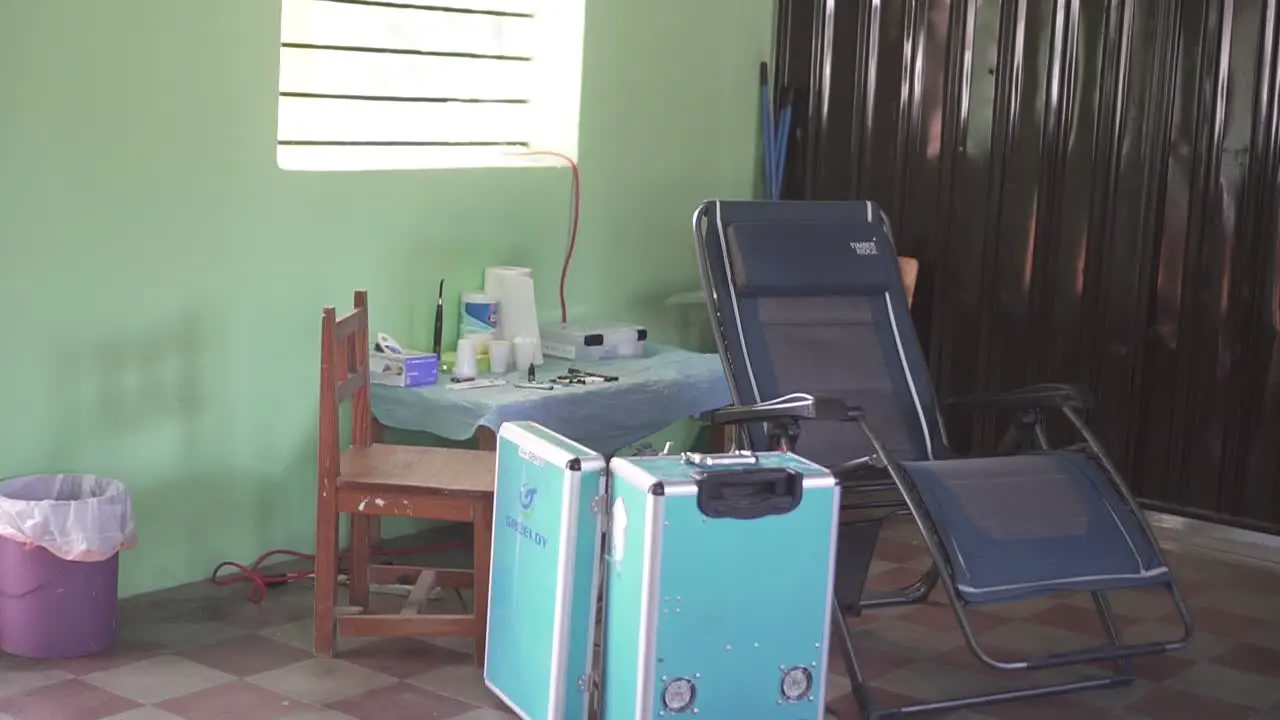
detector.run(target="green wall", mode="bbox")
[0,0,772,596]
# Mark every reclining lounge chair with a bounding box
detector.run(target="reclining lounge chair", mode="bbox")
[691,200,1193,717]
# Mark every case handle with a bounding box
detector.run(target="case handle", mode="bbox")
[694,467,803,520]
[680,450,759,469]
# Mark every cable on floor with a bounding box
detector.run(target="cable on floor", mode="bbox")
[210,540,466,604]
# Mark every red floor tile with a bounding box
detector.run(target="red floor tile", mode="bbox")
[867,564,932,590]
[326,681,479,719]
[1127,651,1197,682]
[871,538,928,564]
[51,638,167,677]
[828,642,917,682]
[157,680,316,720]
[1208,642,1280,678]
[0,678,141,720]
[933,641,1027,679]
[1179,606,1259,639]
[338,637,473,679]
[897,600,1008,634]
[1027,600,1114,635]
[1123,684,1256,719]
[178,634,313,678]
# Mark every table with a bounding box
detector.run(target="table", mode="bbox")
[370,343,733,455]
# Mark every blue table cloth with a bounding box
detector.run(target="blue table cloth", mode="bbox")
[370,344,732,455]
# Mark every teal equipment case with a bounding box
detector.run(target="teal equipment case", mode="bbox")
[484,421,839,720]
[483,421,606,720]
[602,452,840,719]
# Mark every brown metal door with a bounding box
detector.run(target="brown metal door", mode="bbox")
[774,0,1280,530]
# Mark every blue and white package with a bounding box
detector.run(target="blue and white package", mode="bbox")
[461,291,500,337]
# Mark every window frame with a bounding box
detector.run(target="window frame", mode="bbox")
[275,0,585,172]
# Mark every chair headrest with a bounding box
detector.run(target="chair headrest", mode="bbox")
[724,219,902,297]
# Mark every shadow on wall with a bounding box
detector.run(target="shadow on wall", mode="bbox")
[36,310,318,590]
[44,309,207,459]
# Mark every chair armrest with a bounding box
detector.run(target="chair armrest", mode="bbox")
[699,393,864,426]
[944,383,1092,411]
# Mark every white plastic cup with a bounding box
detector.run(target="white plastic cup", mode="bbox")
[489,340,512,374]
[454,338,478,380]
[513,337,537,372]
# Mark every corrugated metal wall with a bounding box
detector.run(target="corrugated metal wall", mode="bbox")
[775,0,1280,530]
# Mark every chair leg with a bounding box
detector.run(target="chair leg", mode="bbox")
[368,517,383,555]
[1092,591,1133,674]
[830,595,876,718]
[368,419,385,554]
[471,497,494,669]
[860,565,939,610]
[834,518,938,614]
[313,499,340,658]
[833,521,880,616]
[349,513,371,610]
[833,588,1135,719]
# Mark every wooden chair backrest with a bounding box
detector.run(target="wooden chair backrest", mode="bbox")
[318,290,374,487]
[898,256,919,309]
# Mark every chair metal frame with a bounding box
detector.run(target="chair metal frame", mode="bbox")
[692,201,1194,717]
[692,201,942,617]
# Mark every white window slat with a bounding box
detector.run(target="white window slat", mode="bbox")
[278,46,532,101]
[378,0,538,15]
[277,95,532,144]
[280,0,536,58]
[278,143,530,171]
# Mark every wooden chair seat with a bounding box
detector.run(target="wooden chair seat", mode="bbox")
[339,445,495,495]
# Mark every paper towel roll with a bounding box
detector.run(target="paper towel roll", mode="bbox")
[483,266,532,293]
[482,267,528,339]
[483,266,543,364]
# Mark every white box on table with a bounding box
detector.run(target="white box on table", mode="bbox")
[540,321,648,361]
[369,350,439,387]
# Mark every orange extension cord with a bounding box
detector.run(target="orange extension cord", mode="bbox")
[210,540,466,604]
[515,150,580,324]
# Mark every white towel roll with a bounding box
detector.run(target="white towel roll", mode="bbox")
[483,266,542,364]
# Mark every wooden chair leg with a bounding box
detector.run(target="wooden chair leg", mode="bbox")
[313,497,340,658]
[369,421,385,554]
[349,513,371,610]
[471,497,494,668]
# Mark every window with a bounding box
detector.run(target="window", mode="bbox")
[276,0,585,171]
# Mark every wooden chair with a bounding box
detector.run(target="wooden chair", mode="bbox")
[898,256,919,308]
[314,290,496,664]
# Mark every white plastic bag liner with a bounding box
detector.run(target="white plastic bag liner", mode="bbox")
[0,474,137,562]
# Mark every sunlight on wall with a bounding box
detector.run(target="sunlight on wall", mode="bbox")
[276,0,585,171]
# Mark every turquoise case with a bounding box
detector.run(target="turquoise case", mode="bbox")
[601,453,840,719]
[484,421,606,720]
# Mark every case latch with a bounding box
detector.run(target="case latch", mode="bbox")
[589,494,607,514]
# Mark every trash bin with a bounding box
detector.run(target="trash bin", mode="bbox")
[0,473,136,659]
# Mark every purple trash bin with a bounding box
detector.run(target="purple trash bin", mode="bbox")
[0,474,131,659]
[0,538,120,658]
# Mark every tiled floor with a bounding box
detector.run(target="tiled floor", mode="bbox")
[2,519,1279,720]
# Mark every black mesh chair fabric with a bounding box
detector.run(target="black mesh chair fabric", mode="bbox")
[694,199,1170,605]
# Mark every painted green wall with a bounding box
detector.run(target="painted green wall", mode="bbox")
[0,0,772,596]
